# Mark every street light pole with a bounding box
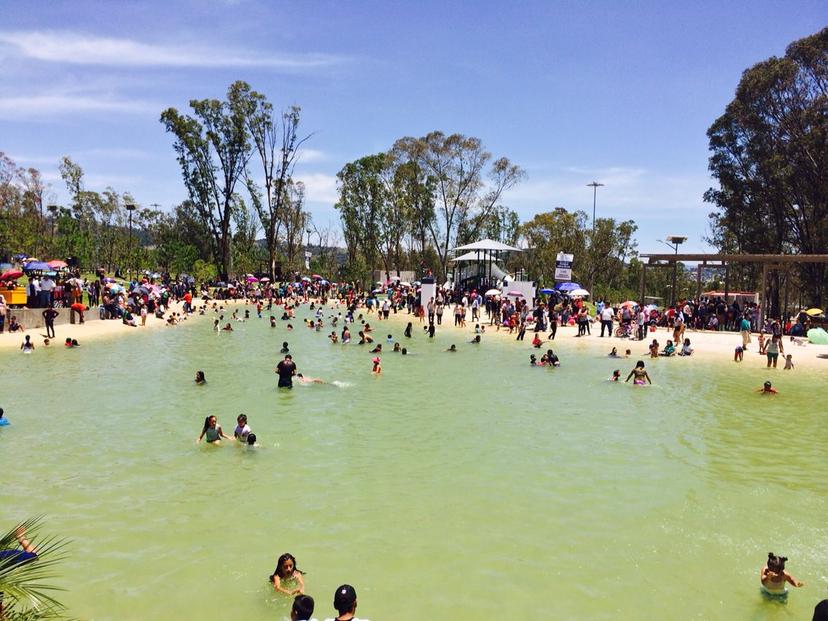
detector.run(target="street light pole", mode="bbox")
[658,235,687,307]
[586,181,604,301]
[125,203,136,281]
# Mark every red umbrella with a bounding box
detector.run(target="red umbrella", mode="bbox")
[312,274,322,279]
[0,269,23,280]
[47,260,68,269]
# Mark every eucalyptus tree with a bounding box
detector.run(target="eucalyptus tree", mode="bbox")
[392,131,525,279]
[239,81,311,279]
[160,81,253,279]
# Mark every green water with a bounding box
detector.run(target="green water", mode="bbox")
[2,309,827,620]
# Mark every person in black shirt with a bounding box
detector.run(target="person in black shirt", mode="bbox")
[275,355,297,388]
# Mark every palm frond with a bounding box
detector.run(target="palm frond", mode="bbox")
[0,517,71,616]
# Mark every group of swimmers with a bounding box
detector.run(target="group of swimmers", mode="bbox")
[19,334,81,352]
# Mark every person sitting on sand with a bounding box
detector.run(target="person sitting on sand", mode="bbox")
[760,552,803,597]
[195,371,207,385]
[197,415,232,444]
[625,360,652,385]
[8,315,23,332]
[758,380,777,394]
[678,338,693,356]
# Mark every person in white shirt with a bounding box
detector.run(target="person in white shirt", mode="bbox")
[600,306,614,337]
[324,584,367,621]
[40,276,55,307]
[233,414,251,441]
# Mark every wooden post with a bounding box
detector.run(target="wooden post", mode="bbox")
[760,262,768,322]
[696,263,703,300]
[724,264,730,302]
[639,263,646,303]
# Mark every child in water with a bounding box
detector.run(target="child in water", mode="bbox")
[269,552,306,596]
[234,414,251,441]
[196,415,232,444]
[758,380,778,394]
[784,354,794,370]
[734,345,744,362]
[195,370,206,385]
[610,369,621,382]
[625,361,652,385]
[372,356,382,374]
[760,552,803,597]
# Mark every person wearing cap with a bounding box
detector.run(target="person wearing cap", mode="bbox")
[324,584,366,621]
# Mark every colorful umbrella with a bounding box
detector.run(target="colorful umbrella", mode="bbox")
[507,290,524,297]
[47,260,68,269]
[485,289,501,296]
[312,274,322,279]
[805,308,824,316]
[570,288,590,297]
[23,261,51,272]
[555,282,582,292]
[0,269,23,280]
[246,276,259,283]
[539,288,555,294]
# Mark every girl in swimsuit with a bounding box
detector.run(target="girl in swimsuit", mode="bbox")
[760,552,803,597]
[625,361,652,385]
[269,552,306,596]
[196,415,232,444]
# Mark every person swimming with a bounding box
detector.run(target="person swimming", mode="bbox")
[269,552,306,596]
[625,360,652,385]
[758,380,778,394]
[610,369,621,381]
[280,342,290,353]
[760,552,803,598]
[296,373,325,384]
[608,347,618,357]
[447,344,457,352]
[195,370,206,385]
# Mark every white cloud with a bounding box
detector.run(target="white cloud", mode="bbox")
[296,148,327,164]
[0,94,154,119]
[0,30,347,69]
[296,173,338,205]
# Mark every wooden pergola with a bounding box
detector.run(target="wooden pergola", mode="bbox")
[638,253,828,314]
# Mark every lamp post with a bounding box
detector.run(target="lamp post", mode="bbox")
[125,203,136,280]
[586,181,604,300]
[658,235,687,307]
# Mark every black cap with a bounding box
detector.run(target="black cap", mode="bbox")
[333,584,357,613]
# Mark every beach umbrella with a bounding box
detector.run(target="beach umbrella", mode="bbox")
[260,277,271,282]
[301,276,312,282]
[47,260,68,269]
[312,274,322,279]
[12,253,27,260]
[507,290,524,297]
[413,281,421,286]
[0,269,23,280]
[554,282,582,292]
[485,288,501,296]
[539,288,555,294]
[620,300,638,308]
[399,281,411,287]
[246,276,259,283]
[570,288,590,297]
[23,261,51,272]
[805,308,824,316]
[389,275,401,281]
[109,284,124,293]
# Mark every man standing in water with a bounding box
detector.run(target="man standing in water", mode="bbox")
[276,354,297,389]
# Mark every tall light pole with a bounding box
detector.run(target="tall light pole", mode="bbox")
[658,235,687,307]
[125,203,136,280]
[586,181,604,300]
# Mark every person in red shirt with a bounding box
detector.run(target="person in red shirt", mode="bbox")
[70,302,87,324]
[183,291,193,313]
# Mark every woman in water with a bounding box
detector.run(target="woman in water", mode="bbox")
[608,347,618,357]
[269,552,306,596]
[404,322,412,338]
[197,415,232,444]
[372,356,382,374]
[20,335,34,353]
[625,361,652,385]
[195,370,207,385]
[766,334,783,368]
[760,552,803,598]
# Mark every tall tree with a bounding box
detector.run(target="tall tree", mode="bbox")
[393,132,525,279]
[160,81,253,279]
[240,82,310,279]
[705,27,828,307]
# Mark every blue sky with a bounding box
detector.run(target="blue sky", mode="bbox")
[1,1,824,254]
